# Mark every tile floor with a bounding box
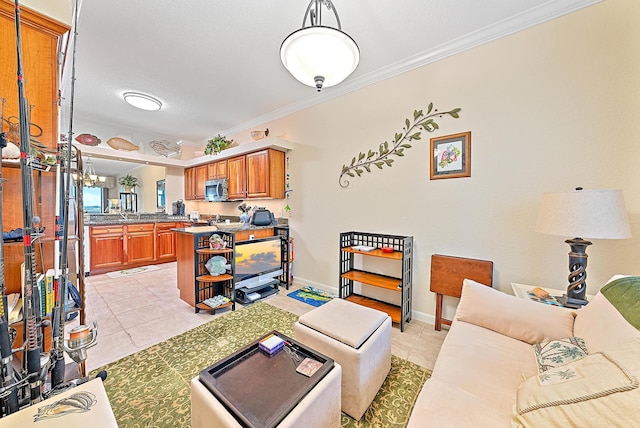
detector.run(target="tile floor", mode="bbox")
[79,262,447,373]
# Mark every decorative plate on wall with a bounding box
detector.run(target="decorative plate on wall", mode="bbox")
[75,133,101,146]
[107,137,139,151]
[148,140,181,157]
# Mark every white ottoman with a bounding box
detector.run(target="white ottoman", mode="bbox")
[294,298,392,420]
[191,363,341,428]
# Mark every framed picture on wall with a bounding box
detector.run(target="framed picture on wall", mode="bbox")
[429,131,471,180]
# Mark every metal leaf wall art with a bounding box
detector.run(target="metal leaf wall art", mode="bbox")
[339,103,461,188]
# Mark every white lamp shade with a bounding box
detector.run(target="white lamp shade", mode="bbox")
[535,189,632,239]
[280,26,360,89]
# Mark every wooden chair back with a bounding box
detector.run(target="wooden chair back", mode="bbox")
[430,254,493,331]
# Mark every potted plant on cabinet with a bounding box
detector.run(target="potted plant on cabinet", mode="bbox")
[118,174,139,192]
[205,134,233,155]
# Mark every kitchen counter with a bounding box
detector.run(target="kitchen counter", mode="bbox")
[173,222,286,234]
[85,213,188,225]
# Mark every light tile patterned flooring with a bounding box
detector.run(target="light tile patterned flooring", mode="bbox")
[81,262,447,373]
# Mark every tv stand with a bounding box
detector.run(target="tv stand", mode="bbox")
[235,279,280,304]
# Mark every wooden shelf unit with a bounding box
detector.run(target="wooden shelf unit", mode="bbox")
[339,231,413,332]
[186,232,236,314]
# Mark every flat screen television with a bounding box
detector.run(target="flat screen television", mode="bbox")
[234,236,283,290]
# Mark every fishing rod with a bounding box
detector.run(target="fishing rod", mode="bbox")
[0,98,19,416]
[14,0,43,404]
[50,0,80,389]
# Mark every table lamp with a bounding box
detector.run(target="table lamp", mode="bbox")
[535,188,631,307]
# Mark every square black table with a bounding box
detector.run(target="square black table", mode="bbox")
[198,330,334,428]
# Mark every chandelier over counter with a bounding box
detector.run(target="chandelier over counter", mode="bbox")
[280,0,359,92]
[77,156,106,187]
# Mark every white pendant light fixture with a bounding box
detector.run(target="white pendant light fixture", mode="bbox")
[280,0,359,92]
[123,91,163,111]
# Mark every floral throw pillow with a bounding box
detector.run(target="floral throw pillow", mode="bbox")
[533,337,589,373]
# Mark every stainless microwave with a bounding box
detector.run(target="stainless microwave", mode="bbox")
[205,178,229,202]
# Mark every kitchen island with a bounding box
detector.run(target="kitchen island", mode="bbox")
[174,223,290,312]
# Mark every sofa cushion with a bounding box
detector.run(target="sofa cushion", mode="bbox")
[408,378,505,428]
[455,279,575,344]
[574,292,640,353]
[532,337,588,373]
[424,319,538,427]
[512,338,640,427]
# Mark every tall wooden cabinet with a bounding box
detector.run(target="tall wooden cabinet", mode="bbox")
[0,1,68,153]
[339,232,413,332]
[0,2,69,293]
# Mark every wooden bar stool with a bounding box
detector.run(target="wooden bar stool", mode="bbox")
[430,254,493,331]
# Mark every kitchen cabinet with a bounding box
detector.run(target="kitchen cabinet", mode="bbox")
[339,231,413,332]
[195,165,207,199]
[184,149,285,201]
[227,149,285,200]
[156,222,177,261]
[0,2,68,152]
[184,165,207,200]
[227,155,247,200]
[90,225,125,271]
[1,2,69,290]
[246,149,284,198]
[207,160,227,179]
[125,223,155,264]
[234,227,274,242]
[185,167,196,200]
[89,222,179,274]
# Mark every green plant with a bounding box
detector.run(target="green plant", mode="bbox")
[339,103,461,188]
[205,134,233,155]
[118,174,139,188]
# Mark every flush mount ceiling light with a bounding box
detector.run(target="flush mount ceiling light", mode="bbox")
[123,91,163,111]
[280,0,359,92]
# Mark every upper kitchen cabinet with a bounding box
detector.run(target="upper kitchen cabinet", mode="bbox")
[207,159,227,179]
[228,149,285,200]
[184,167,196,200]
[227,155,246,200]
[0,1,68,151]
[185,165,207,200]
[184,148,286,201]
[246,149,285,199]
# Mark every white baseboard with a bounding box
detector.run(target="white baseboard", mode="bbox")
[292,276,436,327]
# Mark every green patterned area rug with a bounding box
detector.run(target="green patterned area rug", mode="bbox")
[91,302,430,427]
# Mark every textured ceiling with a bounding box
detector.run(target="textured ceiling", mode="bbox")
[61,0,599,175]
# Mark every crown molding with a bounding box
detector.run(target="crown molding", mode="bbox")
[220,0,602,138]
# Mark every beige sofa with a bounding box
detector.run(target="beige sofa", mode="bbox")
[408,276,640,427]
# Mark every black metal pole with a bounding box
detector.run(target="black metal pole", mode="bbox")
[0,98,19,416]
[14,0,42,404]
[51,0,81,388]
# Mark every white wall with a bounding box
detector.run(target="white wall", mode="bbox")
[47,0,640,323]
[22,0,71,24]
[225,0,640,321]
